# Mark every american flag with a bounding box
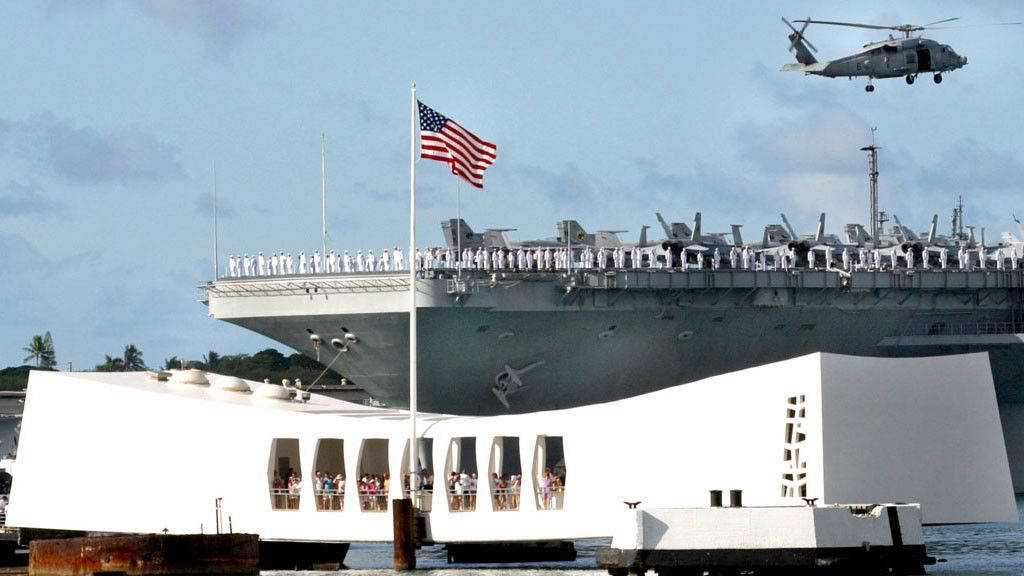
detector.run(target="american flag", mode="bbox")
[418,100,497,188]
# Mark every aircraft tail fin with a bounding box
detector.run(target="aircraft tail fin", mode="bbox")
[780,213,797,239]
[656,212,674,238]
[640,225,649,247]
[783,17,818,64]
[691,212,702,243]
[815,213,825,243]
[730,224,743,247]
[558,220,587,244]
[441,218,474,248]
[928,214,938,243]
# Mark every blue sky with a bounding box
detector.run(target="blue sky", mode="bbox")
[2,1,1022,369]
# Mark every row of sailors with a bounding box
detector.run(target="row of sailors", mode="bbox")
[226,244,1023,278]
[228,248,408,277]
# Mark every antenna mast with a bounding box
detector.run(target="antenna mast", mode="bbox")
[951,194,965,239]
[321,133,328,259]
[212,161,219,279]
[860,128,881,239]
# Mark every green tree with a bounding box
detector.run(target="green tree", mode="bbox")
[162,356,183,370]
[202,350,221,371]
[123,344,146,371]
[40,331,56,369]
[95,355,125,372]
[22,335,46,367]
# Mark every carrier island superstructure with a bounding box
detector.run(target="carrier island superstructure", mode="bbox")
[202,219,1024,490]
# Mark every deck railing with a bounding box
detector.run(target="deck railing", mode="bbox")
[536,488,565,510]
[490,488,521,511]
[314,489,345,511]
[358,489,389,512]
[269,488,301,510]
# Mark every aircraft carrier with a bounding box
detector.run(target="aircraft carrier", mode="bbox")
[202,214,1024,488]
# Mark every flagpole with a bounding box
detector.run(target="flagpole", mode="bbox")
[408,84,418,500]
[321,133,328,260]
[456,179,462,279]
[212,161,219,279]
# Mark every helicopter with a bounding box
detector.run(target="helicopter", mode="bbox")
[781,17,1020,92]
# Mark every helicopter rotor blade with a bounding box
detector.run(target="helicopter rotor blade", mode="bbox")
[926,21,1022,30]
[794,19,892,31]
[782,16,818,53]
[922,17,959,27]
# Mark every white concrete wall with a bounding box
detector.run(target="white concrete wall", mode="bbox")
[6,352,1016,544]
[819,353,1018,524]
[614,505,924,551]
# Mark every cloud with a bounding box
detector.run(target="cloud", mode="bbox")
[193,193,236,218]
[131,0,274,58]
[0,233,49,272]
[0,112,184,184]
[918,138,1024,192]
[737,108,869,176]
[506,161,602,203]
[0,182,58,217]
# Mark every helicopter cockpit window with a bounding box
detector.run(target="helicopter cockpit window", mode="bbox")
[883,45,898,53]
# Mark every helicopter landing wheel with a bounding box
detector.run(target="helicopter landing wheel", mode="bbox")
[905,74,915,85]
[865,84,875,92]
[934,73,943,84]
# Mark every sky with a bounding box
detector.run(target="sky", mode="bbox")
[2,1,1023,370]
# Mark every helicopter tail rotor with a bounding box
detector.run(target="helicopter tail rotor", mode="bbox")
[783,17,818,65]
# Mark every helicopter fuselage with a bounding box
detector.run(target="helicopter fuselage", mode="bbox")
[814,37,967,79]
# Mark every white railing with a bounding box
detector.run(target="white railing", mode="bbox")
[314,489,345,511]
[490,488,521,511]
[446,490,478,512]
[269,488,301,510]
[404,489,433,512]
[536,488,565,511]
[358,489,389,512]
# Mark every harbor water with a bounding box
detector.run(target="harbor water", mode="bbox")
[264,495,1024,575]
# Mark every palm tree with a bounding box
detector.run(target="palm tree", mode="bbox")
[123,344,146,371]
[202,350,221,371]
[162,356,183,370]
[22,335,45,367]
[95,355,125,372]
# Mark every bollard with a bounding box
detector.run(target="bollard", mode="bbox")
[393,498,416,571]
[730,489,743,507]
[709,490,722,508]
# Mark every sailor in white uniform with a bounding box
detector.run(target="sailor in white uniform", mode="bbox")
[394,247,404,271]
[824,245,833,270]
[366,249,376,272]
[380,249,391,272]
[996,248,1005,271]
[807,249,815,269]
[1012,247,1019,270]
[298,251,307,274]
[257,252,266,276]
[939,247,948,270]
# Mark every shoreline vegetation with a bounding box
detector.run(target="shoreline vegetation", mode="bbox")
[1,345,339,391]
